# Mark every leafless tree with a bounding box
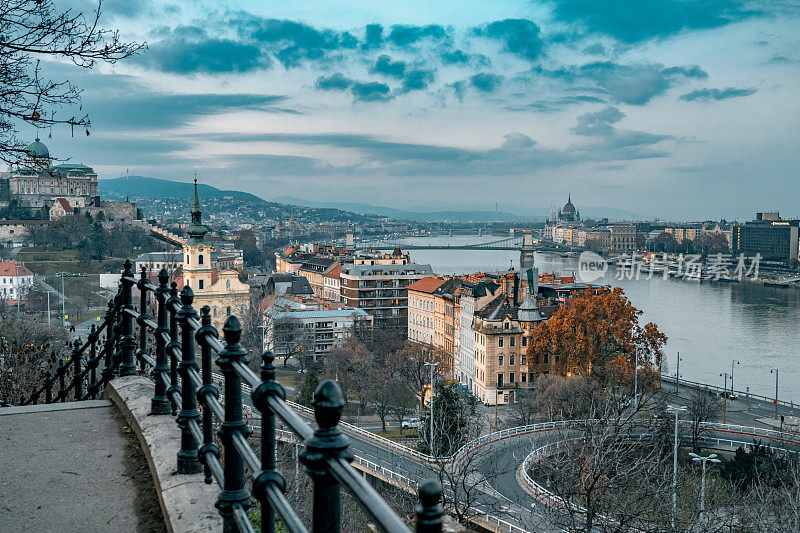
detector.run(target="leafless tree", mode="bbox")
[529,396,674,532]
[687,388,722,453]
[0,315,68,402]
[391,341,449,413]
[1,0,144,162]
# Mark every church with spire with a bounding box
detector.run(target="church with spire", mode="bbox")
[181,176,251,328]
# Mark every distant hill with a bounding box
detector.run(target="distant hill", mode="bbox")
[272,196,525,222]
[100,176,264,202]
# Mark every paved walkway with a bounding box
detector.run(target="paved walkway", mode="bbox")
[0,401,164,532]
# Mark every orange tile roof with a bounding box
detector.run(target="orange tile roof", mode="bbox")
[406,276,447,293]
[0,261,32,276]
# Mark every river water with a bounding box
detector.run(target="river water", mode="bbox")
[393,235,800,403]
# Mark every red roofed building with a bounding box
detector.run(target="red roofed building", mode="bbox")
[49,198,74,220]
[0,260,35,305]
[323,264,343,302]
[407,276,446,346]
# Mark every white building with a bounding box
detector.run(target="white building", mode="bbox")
[0,261,35,304]
[264,303,373,361]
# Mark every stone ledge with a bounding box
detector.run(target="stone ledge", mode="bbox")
[0,399,111,416]
[105,376,223,533]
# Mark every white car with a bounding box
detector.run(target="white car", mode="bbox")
[401,418,421,430]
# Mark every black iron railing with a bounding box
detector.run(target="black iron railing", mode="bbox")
[3,260,443,533]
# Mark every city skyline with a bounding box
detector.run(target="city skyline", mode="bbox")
[26,0,800,220]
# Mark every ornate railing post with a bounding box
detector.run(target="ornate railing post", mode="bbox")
[101,301,116,384]
[151,269,171,415]
[136,266,151,373]
[300,380,354,533]
[57,360,67,402]
[215,317,252,531]
[252,350,286,533]
[119,260,138,376]
[72,339,83,400]
[112,287,124,373]
[167,281,181,416]
[196,306,220,485]
[44,370,53,404]
[415,480,444,533]
[176,286,202,474]
[88,324,98,399]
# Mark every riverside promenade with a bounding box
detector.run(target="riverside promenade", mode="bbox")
[0,400,165,532]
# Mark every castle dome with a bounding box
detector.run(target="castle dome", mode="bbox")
[27,138,50,159]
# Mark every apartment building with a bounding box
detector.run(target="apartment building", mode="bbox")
[609,225,637,255]
[340,262,433,329]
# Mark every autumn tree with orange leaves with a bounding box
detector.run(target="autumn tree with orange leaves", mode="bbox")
[527,287,666,389]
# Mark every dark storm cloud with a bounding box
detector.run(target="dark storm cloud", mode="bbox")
[372,55,407,78]
[680,87,758,101]
[387,24,449,46]
[137,26,267,73]
[315,73,354,91]
[475,19,546,61]
[351,82,393,103]
[550,0,761,43]
[572,106,625,135]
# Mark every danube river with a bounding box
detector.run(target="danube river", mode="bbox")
[394,235,800,403]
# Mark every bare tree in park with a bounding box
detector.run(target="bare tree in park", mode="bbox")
[0,0,144,162]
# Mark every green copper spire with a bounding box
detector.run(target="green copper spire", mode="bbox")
[186,173,208,245]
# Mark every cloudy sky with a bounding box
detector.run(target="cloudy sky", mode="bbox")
[34,0,800,219]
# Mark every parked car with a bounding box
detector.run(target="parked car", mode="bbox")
[401,418,421,430]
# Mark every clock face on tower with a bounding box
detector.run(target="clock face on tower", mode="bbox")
[198,246,204,252]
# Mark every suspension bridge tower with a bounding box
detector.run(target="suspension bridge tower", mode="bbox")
[520,230,535,270]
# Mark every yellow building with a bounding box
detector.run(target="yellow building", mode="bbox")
[181,179,250,329]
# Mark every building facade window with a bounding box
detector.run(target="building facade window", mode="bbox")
[498,337,503,348]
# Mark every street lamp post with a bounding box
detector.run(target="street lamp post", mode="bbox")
[667,404,687,529]
[770,369,779,420]
[730,359,740,395]
[675,352,682,395]
[633,348,638,412]
[688,452,720,524]
[719,372,731,424]
[424,361,439,454]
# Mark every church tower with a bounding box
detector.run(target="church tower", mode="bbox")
[182,175,212,292]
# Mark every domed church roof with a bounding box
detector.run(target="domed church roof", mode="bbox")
[27,138,50,159]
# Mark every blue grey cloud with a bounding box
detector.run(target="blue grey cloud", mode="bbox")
[550,0,760,43]
[387,24,449,46]
[680,87,757,101]
[315,73,354,91]
[470,73,504,92]
[372,55,407,78]
[242,18,358,67]
[401,69,436,92]
[351,82,392,103]
[139,26,266,73]
[363,24,384,49]
[576,62,707,105]
[572,106,625,135]
[475,19,545,61]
